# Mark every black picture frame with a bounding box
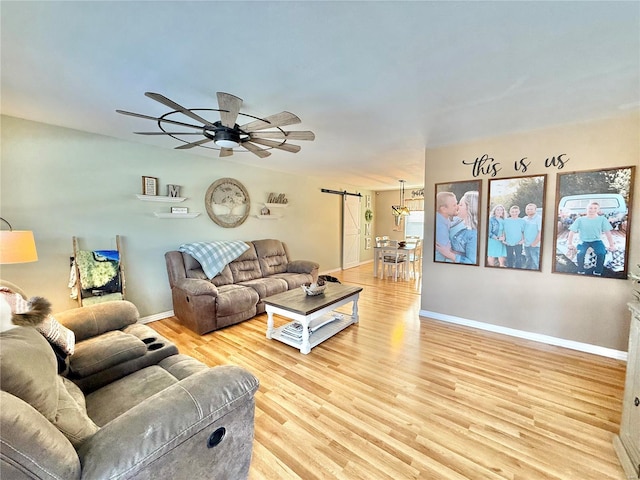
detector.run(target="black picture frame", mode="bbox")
[486,174,547,271]
[434,180,482,266]
[553,166,635,278]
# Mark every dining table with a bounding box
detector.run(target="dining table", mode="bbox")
[373,242,416,279]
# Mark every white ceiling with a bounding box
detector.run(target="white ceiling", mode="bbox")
[1,1,638,191]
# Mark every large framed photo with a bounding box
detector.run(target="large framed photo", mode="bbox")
[553,166,634,278]
[434,180,481,265]
[486,175,546,271]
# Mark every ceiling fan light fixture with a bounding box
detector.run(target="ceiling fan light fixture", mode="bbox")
[215,139,240,148]
[213,129,241,148]
[118,92,314,157]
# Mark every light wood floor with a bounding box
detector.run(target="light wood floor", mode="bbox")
[150,264,627,480]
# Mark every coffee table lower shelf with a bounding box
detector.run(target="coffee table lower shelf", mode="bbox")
[270,313,355,352]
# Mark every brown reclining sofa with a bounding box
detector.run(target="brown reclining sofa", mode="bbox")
[165,239,319,334]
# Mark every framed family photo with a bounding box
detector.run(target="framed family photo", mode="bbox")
[553,166,635,279]
[486,175,546,271]
[434,180,481,266]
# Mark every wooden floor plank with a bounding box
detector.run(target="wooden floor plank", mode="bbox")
[149,263,627,479]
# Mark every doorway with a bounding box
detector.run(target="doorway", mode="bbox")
[342,195,361,269]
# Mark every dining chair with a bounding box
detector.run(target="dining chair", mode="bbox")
[374,236,390,277]
[408,238,423,279]
[381,240,409,281]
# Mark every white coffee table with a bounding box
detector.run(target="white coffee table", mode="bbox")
[263,283,363,354]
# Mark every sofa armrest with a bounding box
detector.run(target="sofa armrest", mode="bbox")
[287,259,320,275]
[56,301,139,342]
[78,366,259,480]
[173,278,219,297]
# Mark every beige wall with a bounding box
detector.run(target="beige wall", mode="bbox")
[374,190,405,241]
[0,115,369,316]
[422,113,640,351]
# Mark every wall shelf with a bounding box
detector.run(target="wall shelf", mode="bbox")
[255,215,280,220]
[265,203,288,208]
[136,194,187,203]
[153,212,200,219]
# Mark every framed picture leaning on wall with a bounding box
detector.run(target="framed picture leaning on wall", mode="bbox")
[553,166,635,278]
[434,180,481,266]
[486,175,546,271]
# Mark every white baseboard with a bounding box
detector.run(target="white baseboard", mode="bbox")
[321,259,374,276]
[420,310,628,361]
[139,310,174,324]
[319,267,343,275]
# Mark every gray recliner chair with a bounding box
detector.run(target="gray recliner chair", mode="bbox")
[0,282,259,479]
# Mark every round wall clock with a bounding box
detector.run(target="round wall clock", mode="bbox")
[204,178,250,228]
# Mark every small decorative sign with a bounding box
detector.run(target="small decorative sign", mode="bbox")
[167,184,181,197]
[267,192,288,204]
[142,176,158,196]
[171,207,188,214]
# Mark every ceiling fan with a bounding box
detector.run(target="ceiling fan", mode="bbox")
[116,92,315,158]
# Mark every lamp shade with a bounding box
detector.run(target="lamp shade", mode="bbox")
[0,230,38,264]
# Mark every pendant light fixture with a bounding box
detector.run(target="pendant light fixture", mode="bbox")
[391,180,410,226]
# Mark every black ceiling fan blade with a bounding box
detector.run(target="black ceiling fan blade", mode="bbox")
[217,92,243,128]
[249,130,315,141]
[240,112,301,132]
[220,148,234,158]
[174,138,213,150]
[116,110,203,130]
[134,132,203,135]
[248,138,301,153]
[145,92,214,126]
[241,141,271,158]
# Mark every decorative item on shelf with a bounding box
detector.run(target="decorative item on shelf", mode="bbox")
[167,184,181,197]
[142,176,158,196]
[301,278,326,296]
[267,193,288,204]
[171,207,188,214]
[260,206,270,216]
[0,218,38,264]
